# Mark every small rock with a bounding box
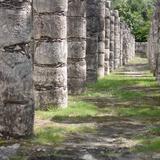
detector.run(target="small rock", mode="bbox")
[82,154,97,160]
[153,153,160,159]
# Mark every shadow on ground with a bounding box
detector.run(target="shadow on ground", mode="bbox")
[2,56,160,160]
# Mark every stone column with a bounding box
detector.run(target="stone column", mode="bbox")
[33,0,68,109]
[86,0,98,83]
[0,0,34,137]
[114,10,121,69]
[122,24,128,65]
[68,0,86,95]
[109,10,115,72]
[155,1,160,83]
[120,22,124,66]
[147,26,156,74]
[105,1,111,75]
[97,0,106,79]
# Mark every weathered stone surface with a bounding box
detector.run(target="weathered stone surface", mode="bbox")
[68,17,86,38]
[33,0,68,109]
[97,0,105,79]
[68,41,86,58]
[0,144,20,159]
[33,0,68,13]
[86,0,106,82]
[109,11,115,72]
[86,0,98,83]
[0,1,32,47]
[34,66,67,88]
[105,1,111,75]
[68,60,86,79]
[68,0,86,95]
[147,0,160,82]
[34,87,67,109]
[0,1,34,137]
[33,14,67,39]
[34,41,67,65]
[120,22,124,66]
[114,10,121,69]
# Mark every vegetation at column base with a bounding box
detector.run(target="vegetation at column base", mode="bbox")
[112,0,156,42]
[2,56,160,159]
[33,57,160,152]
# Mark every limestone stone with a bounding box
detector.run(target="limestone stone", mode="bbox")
[0,1,34,137]
[105,1,111,75]
[68,0,86,95]
[109,11,115,72]
[147,0,160,82]
[33,0,68,109]
[114,10,121,69]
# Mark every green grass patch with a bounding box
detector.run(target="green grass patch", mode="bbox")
[10,156,28,160]
[33,125,96,145]
[36,101,99,120]
[149,127,160,136]
[33,127,65,145]
[115,106,160,118]
[34,56,160,148]
[136,137,160,153]
[85,74,157,101]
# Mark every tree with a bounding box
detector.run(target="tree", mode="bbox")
[112,0,155,42]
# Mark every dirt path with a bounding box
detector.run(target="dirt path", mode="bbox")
[1,56,160,160]
[48,57,160,160]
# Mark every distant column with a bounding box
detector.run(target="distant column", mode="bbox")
[86,0,98,83]
[120,22,124,66]
[109,11,115,72]
[68,0,86,95]
[114,10,121,69]
[97,0,106,79]
[105,1,111,75]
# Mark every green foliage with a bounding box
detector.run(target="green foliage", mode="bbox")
[112,0,155,42]
[117,107,160,117]
[136,137,160,152]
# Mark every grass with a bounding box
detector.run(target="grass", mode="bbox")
[6,56,160,158]
[33,57,160,149]
[149,127,160,136]
[136,137,160,153]
[83,73,157,101]
[116,107,160,118]
[34,127,66,145]
[33,125,96,145]
[34,101,98,145]
[36,101,99,120]
[33,56,160,154]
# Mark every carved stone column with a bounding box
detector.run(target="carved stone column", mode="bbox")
[33,0,68,109]
[105,1,111,75]
[0,0,34,137]
[97,0,106,79]
[68,0,86,95]
[109,10,115,72]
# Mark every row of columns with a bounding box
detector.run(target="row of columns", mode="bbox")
[0,0,135,137]
[147,0,160,83]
